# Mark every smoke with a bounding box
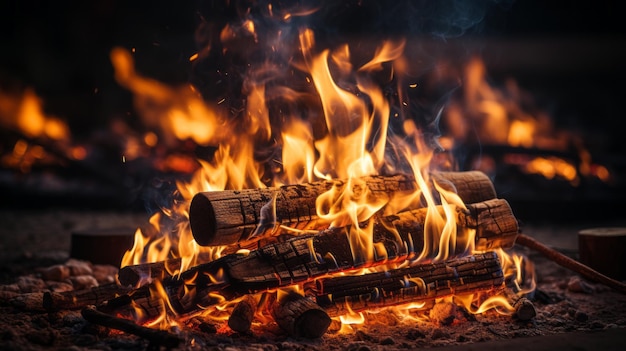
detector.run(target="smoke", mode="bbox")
[189,0,516,171]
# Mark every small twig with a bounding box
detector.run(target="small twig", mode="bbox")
[81,307,182,349]
[516,234,626,294]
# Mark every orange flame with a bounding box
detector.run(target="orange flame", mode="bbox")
[118,27,535,330]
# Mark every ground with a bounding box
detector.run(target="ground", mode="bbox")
[1,209,625,350]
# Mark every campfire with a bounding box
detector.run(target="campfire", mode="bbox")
[2,1,626,350]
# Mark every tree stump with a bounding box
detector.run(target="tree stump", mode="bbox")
[578,227,626,280]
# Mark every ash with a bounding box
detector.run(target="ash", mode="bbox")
[1,210,625,351]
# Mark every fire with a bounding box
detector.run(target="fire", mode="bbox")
[445,56,609,184]
[116,15,536,334]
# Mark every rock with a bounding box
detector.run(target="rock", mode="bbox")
[0,283,20,293]
[406,328,426,340]
[0,290,19,300]
[70,275,98,290]
[431,328,450,340]
[39,264,70,281]
[16,276,46,293]
[91,264,118,284]
[26,328,58,346]
[380,337,395,345]
[575,311,589,322]
[46,281,74,293]
[66,259,93,276]
[567,277,594,294]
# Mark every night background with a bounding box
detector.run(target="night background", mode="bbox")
[1,0,625,216]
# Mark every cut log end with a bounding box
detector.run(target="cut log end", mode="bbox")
[578,227,626,281]
[189,193,221,246]
[271,292,331,338]
[513,297,537,321]
[228,295,257,333]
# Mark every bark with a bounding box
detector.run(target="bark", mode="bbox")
[118,258,181,287]
[315,252,504,316]
[228,295,257,333]
[270,291,331,338]
[81,307,182,348]
[43,282,132,311]
[578,227,626,281]
[189,171,496,246]
[107,198,516,318]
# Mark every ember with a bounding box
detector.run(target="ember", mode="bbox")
[1,1,626,350]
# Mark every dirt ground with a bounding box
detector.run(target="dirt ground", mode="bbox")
[1,209,626,351]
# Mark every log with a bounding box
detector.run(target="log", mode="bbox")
[9,292,46,311]
[189,171,497,246]
[81,307,182,349]
[121,197,516,288]
[270,291,331,338]
[109,198,516,318]
[118,258,183,287]
[118,252,215,287]
[578,227,626,280]
[228,295,257,333]
[43,282,132,311]
[315,252,504,316]
[515,234,626,294]
[513,297,536,321]
[70,227,136,266]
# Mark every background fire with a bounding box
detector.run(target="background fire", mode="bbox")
[1,1,626,349]
[1,0,624,220]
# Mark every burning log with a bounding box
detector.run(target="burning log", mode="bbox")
[513,297,536,321]
[107,198,516,318]
[43,282,133,311]
[189,171,497,246]
[119,197,517,288]
[118,258,184,287]
[81,307,182,349]
[228,295,258,333]
[315,252,504,316]
[270,291,331,338]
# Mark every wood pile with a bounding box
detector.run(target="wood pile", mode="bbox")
[3,171,532,347]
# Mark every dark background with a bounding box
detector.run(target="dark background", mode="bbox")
[1,0,625,215]
[1,0,625,135]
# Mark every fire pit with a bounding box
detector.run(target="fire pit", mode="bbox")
[1,1,626,350]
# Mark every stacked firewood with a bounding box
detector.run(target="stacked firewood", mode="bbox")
[9,171,526,346]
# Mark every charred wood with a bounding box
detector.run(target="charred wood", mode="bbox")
[270,291,331,338]
[189,171,497,246]
[228,295,258,333]
[43,283,132,311]
[81,307,182,349]
[315,252,504,315]
[107,199,515,319]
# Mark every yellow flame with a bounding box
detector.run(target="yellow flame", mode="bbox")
[116,27,540,330]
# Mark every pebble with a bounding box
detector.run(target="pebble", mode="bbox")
[431,328,450,340]
[70,275,98,290]
[567,277,594,294]
[16,276,46,293]
[39,264,70,281]
[344,342,372,351]
[380,337,395,345]
[406,328,426,340]
[46,281,74,292]
[91,264,118,283]
[575,311,589,322]
[26,328,58,346]
[66,259,93,276]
